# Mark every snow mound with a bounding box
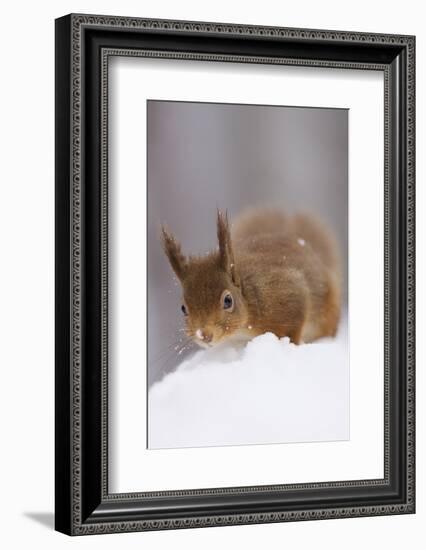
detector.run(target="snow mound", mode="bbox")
[148,322,349,449]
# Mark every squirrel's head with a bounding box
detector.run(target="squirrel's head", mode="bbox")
[161,211,249,348]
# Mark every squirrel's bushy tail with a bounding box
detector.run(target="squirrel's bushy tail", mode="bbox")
[232,208,289,242]
[289,212,341,275]
[232,207,341,274]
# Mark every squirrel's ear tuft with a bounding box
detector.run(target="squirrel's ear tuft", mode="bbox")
[217,210,240,287]
[161,225,187,281]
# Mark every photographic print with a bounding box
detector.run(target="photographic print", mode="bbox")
[147,100,349,449]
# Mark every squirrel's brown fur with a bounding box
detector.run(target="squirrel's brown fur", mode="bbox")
[161,209,342,348]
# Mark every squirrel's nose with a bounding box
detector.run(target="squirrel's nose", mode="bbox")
[202,331,213,343]
[196,329,213,343]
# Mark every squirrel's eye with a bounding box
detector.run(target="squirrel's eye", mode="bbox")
[223,293,233,311]
[181,304,188,316]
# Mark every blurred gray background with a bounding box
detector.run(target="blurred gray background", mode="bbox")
[147,100,348,386]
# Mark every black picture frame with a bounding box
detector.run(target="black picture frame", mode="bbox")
[55,13,416,535]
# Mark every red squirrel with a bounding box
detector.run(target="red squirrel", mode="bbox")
[162,209,342,348]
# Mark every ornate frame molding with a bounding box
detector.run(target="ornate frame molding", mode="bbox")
[55,14,415,535]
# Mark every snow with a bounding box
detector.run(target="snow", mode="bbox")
[148,317,349,449]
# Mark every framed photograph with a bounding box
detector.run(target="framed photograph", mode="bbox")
[55,14,415,535]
